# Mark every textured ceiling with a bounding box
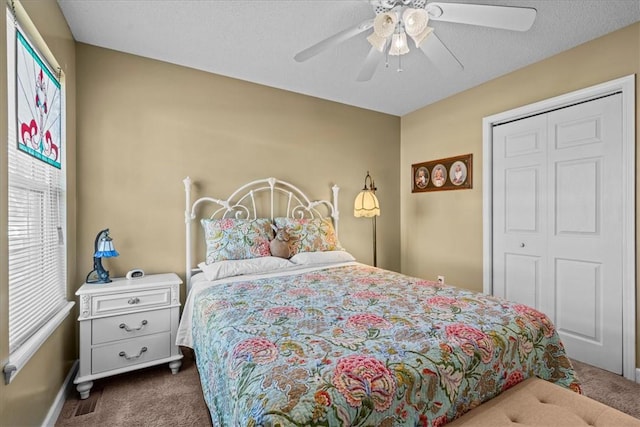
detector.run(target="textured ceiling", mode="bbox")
[57,0,640,116]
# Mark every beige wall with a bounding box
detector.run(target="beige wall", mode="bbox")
[401,23,640,367]
[0,0,77,425]
[75,43,401,298]
[0,4,637,424]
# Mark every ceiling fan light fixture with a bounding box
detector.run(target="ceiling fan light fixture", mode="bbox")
[294,0,537,81]
[388,31,409,56]
[409,25,433,48]
[373,11,397,37]
[366,32,389,52]
[404,8,432,47]
[403,8,428,34]
[367,11,398,52]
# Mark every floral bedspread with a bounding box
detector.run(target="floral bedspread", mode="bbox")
[189,263,580,426]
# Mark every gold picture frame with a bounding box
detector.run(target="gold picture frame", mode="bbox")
[412,154,473,193]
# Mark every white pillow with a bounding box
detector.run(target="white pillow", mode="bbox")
[290,250,356,265]
[198,257,294,281]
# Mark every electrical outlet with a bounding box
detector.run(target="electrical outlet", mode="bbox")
[437,275,445,284]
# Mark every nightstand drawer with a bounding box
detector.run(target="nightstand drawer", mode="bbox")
[92,309,170,345]
[92,333,171,374]
[92,288,171,316]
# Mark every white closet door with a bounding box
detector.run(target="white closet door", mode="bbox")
[492,94,623,374]
[492,114,548,310]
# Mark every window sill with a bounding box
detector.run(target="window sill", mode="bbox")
[3,301,75,384]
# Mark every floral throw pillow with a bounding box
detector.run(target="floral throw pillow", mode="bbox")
[273,217,342,256]
[201,218,273,264]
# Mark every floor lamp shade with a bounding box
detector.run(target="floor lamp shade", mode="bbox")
[354,190,380,218]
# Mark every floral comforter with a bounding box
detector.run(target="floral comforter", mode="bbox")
[186,263,580,426]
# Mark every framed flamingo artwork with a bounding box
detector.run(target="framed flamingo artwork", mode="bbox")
[16,30,62,169]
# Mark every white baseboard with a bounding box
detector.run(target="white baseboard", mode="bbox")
[42,359,78,427]
[636,368,640,384]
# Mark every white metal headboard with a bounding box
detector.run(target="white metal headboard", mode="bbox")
[183,177,340,290]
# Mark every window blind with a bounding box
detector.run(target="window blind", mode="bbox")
[7,15,67,356]
[8,158,66,353]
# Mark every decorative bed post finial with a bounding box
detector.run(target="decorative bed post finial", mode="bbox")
[184,177,193,224]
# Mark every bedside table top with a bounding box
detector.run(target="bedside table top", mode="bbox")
[76,272,182,296]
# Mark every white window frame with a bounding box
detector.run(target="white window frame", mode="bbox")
[3,8,73,385]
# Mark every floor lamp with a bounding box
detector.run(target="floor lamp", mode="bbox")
[354,171,380,267]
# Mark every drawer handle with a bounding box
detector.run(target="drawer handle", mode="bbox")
[119,320,148,332]
[128,297,140,305]
[119,347,147,360]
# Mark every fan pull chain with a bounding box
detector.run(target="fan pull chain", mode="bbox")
[384,39,390,68]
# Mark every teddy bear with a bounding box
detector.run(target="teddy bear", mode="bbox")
[270,224,293,259]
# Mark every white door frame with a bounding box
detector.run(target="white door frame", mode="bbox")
[482,75,636,381]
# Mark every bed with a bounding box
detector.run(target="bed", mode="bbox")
[176,177,580,426]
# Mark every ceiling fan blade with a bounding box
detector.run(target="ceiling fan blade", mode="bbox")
[427,2,536,32]
[294,18,374,62]
[419,32,464,74]
[356,46,384,82]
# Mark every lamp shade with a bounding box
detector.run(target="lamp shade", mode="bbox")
[367,11,397,52]
[404,8,428,35]
[404,8,433,48]
[408,25,433,48]
[87,228,118,284]
[388,31,409,56]
[373,11,397,38]
[366,32,389,52]
[354,190,380,218]
[94,233,119,258]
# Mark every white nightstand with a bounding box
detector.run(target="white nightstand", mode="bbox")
[74,273,183,399]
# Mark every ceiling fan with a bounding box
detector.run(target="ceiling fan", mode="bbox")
[294,0,537,82]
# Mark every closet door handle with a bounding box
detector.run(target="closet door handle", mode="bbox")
[520,243,525,248]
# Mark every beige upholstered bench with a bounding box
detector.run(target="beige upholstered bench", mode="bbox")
[447,377,640,426]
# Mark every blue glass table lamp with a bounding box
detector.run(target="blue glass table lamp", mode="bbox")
[86,228,119,284]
